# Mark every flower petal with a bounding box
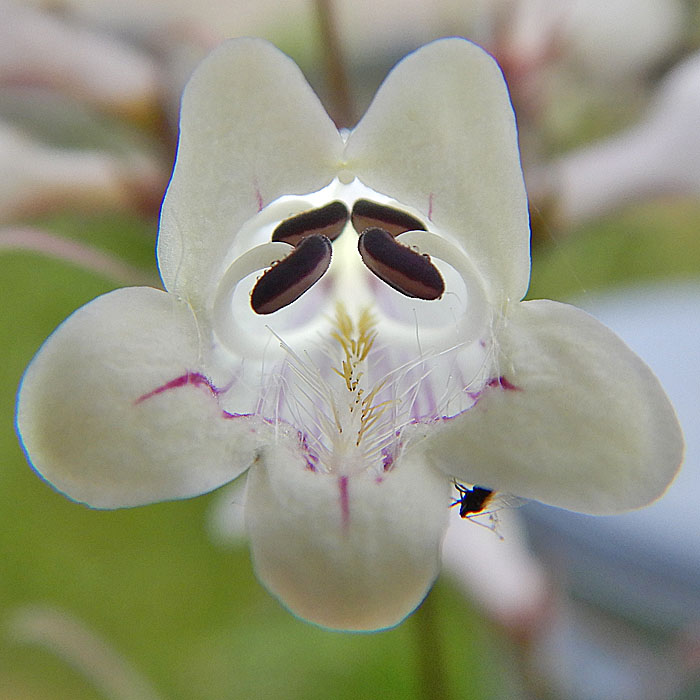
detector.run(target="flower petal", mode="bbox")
[424,300,684,514]
[344,38,530,303]
[1,2,160,118]
[441,508,549,631]
[246,444,451,631]
[158,38,344,310]
[17,287,267,508]
[0,122,163,224]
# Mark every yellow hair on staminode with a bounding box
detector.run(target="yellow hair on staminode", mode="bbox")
[330,303,390,447]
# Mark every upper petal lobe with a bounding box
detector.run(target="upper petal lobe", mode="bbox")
[158,38,345,313]
[345,38,531,304]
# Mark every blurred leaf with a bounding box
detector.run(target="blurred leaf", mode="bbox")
[529,197,700,300]
[24,210,159,272]
[0,88,166,158]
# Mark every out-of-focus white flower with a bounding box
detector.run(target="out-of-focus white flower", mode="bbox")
[206,478,248,548]
[16,38,683,632]
[0,227,155,285]
[534,51,700,224]
[494,0,685,82]
[0,122,164,222]
[0,1,160,119]
[441,507,550,634]
[8,605,163,700]
[47,0,686,85]
[36,0,308,40]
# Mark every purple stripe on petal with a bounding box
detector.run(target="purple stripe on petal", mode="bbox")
[134,371,220,404]
[486,376,521,392]
[338,475,350,530]
[463,374,523,411]
[135,372,257,423]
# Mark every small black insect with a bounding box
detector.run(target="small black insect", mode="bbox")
[451,482,494,518]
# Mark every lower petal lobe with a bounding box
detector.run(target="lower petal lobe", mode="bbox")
[424,300,683,514]
[17,286,268,508]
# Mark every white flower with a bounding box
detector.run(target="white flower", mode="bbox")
[0,121,163,223]
[207,473,551,633]
[536,51,700,224]
[16,38,683,631]
[491,0,685,82]
[441,507,550,634]
[0,0,159,118]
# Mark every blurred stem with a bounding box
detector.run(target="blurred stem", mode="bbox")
[314,0,355,128]
[8,605,164,700]
[413,591,452,700]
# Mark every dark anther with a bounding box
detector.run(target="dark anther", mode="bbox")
[358,227,444,300]
[451,483,494,518]
[251,235,332,314]
[351,199,426,238]
[272,201,349,247]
